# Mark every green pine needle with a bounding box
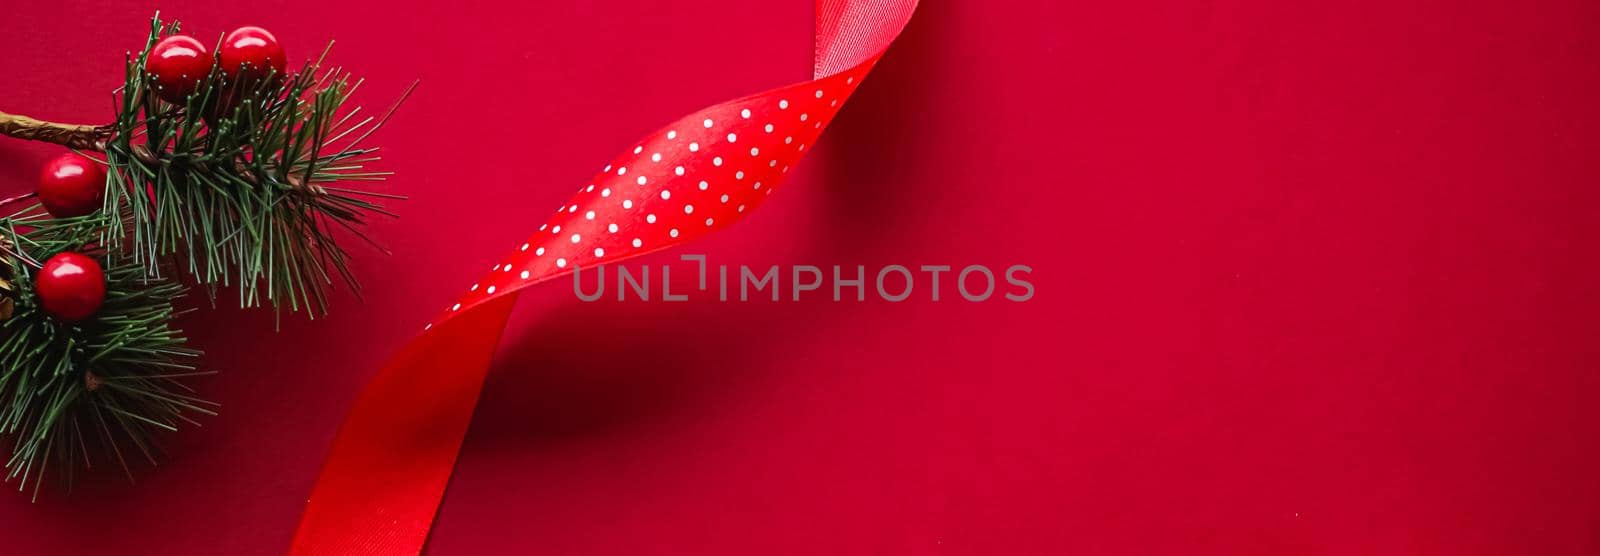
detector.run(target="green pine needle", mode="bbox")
[0,212,210,499]
[103,14,412,317]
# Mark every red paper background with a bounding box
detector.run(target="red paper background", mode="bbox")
[2,0,1598,554]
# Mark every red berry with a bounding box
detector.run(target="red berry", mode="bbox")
[35,252,107,322]
[37,153,105,218]
[219,26,286,83]
[145,35,213,103]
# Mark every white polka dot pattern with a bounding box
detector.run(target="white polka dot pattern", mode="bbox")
[299,3,922,550]
[430,57,881,322]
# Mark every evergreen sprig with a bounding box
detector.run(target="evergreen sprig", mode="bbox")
[0,12,410,494]
[102,15,411,316]
[0,209,211,499]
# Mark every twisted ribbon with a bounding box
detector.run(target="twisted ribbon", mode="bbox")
[289,1,919,553]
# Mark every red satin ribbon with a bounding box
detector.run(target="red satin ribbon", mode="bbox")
[289,1,919,553]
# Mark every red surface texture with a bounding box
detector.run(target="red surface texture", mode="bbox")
[1,0,1598,554]
[292,2,916,553]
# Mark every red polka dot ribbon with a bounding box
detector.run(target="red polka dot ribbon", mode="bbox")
[289,1,918,554]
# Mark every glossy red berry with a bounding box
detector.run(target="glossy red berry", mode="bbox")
[145,35,213,103]
[219,26,286,82]
[35,252,107,323]
[37,153,105,218]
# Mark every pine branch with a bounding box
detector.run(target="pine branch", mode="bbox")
[0,212,209,499]
[1,14,410,317]
[0,111,111,151]
[0,11,413,494]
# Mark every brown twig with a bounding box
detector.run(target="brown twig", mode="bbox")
[0,110,327,196]
[83,371,104,392]
[0,110,111,151]
[0,236,15,322]
[0,281,12,321]
[0,235,37,270]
